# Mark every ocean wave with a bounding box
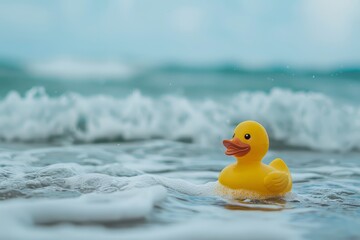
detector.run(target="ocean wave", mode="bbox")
[0,87,359,151]
[7,58,360,79]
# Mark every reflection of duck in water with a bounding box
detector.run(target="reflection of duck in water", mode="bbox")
[218,121,292,199]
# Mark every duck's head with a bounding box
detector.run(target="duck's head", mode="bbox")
[223,120,269,162]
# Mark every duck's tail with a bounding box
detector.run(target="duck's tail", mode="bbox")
[269,158,292,192]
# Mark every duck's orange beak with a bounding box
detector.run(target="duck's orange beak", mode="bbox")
[223,138,251,157]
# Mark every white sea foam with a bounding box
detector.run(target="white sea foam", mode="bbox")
[0,186,167,239]
[61,173,217,196]
[0,87,359,151]
[0,198,301,240]
[0,168,301,240]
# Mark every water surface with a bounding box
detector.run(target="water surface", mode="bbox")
[0,62,359,239]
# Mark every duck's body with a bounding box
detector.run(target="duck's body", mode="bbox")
[219,158,292,197]
[218,121,292,198]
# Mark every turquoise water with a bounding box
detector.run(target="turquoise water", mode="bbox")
[1,62,359,102]
[0,61,359,239]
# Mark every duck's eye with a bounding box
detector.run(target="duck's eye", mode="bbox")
[244,133,251,140]
[232,133,235,138]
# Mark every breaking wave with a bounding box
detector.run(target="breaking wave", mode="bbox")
[0,87,359,151]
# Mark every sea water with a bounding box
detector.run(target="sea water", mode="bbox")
[0,61,359,239]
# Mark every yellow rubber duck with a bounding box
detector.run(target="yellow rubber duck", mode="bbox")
[218,120,292,199]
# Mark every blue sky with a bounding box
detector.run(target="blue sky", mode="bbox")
[0,0,359,68]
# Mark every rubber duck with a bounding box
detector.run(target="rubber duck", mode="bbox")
[218,120,292,199]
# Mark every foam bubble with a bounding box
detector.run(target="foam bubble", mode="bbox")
[215,182,289,200]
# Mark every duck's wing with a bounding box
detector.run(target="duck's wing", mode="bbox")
[264,171,289,193]
[269,158,292,192]
[269,158,290,173]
